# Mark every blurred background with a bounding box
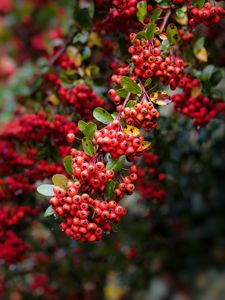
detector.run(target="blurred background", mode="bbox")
[1,0,225,299]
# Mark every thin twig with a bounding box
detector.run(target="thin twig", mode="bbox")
[160,9,171,33]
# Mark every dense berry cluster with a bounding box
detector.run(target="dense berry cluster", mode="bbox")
[94,0,143,34]
[189,2,225,27]
[137,152,167,202]
[115,165,138,200]
[50,181,126,242]
[172,77,225,126]
[58,83,105,121]
[71,149,115,193]
[127,35,186,90]
[94,120,146,160]
[117,97,159,129]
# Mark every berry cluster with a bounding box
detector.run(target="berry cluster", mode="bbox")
[117,98,159,129]
[50,181,126,242]
[71,149,115,193]
[58,83,105,121]
[172,77,225,127]
[115,165,138,200]
[127,35,186,90]
[189,2,225,27]
[137,152,167,202]
[179,29,194,41]
[94,120,146,160]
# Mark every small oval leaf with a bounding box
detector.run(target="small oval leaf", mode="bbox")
[104,181,118,200]
[64,156,73,175]
[52,174,68,189]
[83,122,97,139]
[37,184,54,196]
[44,206,54,217]
[82,137,95,155]
[121,76,141,95]
[93,107,114,124]
[106,155,126,173]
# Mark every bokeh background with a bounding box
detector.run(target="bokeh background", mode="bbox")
[1,0,225,299]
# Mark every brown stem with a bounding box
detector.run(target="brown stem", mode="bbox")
[160,9,171,33]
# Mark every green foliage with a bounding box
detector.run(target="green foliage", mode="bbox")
[82,137,95,155]
[64,156,73,175]
[37,184,54,196]
[137,0,147,24]
[93,107,114,124]
[121,76,141,94]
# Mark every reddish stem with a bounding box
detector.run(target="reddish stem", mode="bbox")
[160,9,171,33]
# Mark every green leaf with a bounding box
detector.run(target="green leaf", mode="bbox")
[82,137,95,155]
[144,78,152,87]
[104,181,118,200]
[88,0,95,18]
[37,184,54,196]
[135,31,147,40]
[64,156,73,175]
[193,37,205,55]
[93,107,114,124]
[44,206,54,217]
[78,120,88,132]
[73,31,89,44]
[166,24,179,45]
[117,88,129,98]
[52,174,68,189]
[137,1,147,24]
[151,8,162,22]
[111,112,118,119]
[210,70,223,86]
[201,65,215,81]
[176,9,185,18]
[194,0,205,9]
[121,76,141,94]
[106,155,126,173]
[74,8,92,30]
[126,100,136,107]
[146,23,156,40]
[83,122,97,139]
[158,1,170,8]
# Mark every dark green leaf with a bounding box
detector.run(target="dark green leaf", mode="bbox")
[137,1,147,24]
[74,8,92,30]
[166,24,179,45]
[44,206,54,217]
[210,70,223,86]
[106,155,126,173]
[121,76,141,94]
[194,0,205,9]
[82,137,95,155]
[104,181,117,200]
[64,156,73,176]
[37,184,54,196]
[52,174,68,189]
[93,107,114,124]
[147,23,156,40]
